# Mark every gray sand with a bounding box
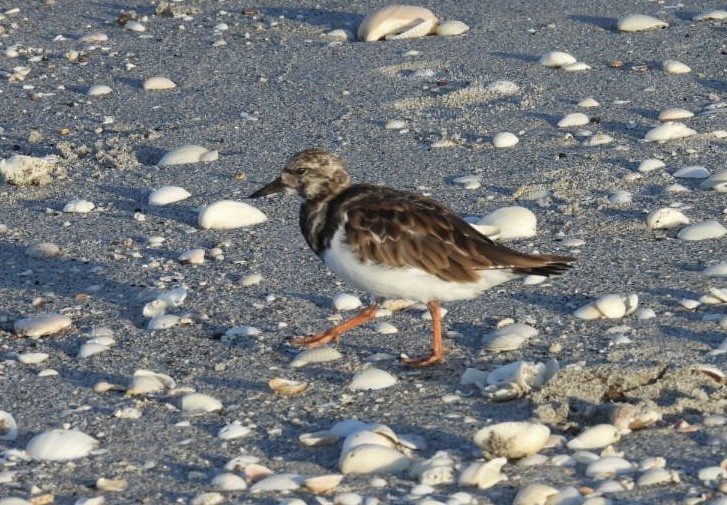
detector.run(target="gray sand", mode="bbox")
[1,1,726,503]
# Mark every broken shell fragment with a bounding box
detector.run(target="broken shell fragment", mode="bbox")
[458,458,508,489]
[358,5,438,42]
[339,444,411,474]
[567,424,621,450]
[158,145,218,166]
[304,474,344,493]
[268,378,308,396]
[473,421,550,459]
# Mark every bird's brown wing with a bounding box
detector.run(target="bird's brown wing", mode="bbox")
[339,186,574,283]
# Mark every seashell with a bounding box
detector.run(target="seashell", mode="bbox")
[26,242,61,259]
[190,492,223,505]
[491,132,519,148]
[62,198,95,213]
[677,220,727,241]
[384,119,406,130]
[585,456,635,479]
[704,262,727,278]
[358,5,438,42]
[157,287,187,307]
[330,419,371,438]
[557,112,590,128]
[211,472,247,491]
[143,299,167,318]
[268,377,308,396]
[644,122,696,142]
[694,10,727,21]
[143,76,176,90]
[578,97,600,108]
[126,374,170,396]
[323,28,353,41]
[673,165,710,179]
[96,477,128,492]
[574,294,638,320]
[147,314,180,330]
[473,421,550,459]
[637,468,679,486]
[608,190,632,204]
[581,133,613,146]
[452,175,481,190]
[700,170,727,190]
[17,352,49,364]
[333,293,362,311]
[567,424,621,450]
[38,369,58,377]
[148,186,192,206]
[218,422,252,440]
[539,51,576,68]
[26,429,98,461]
[698,466,727,482]
[249,473,304,493]
[486,80,520,94]
[198,200,267,230]
[339,444,410,474]
[460,367,489,389]
[347,367,397,390]
[458,458,508,489]
[436,20,469,37]
[663,60,690,74]
[158,145,217,166]
[290,346,343,367]
[179,248,205,265]
[87,84,112,96]
[125,20,145,32]
[299,430,340,447]
[14,313,71,338]
[477,206,536,240]
[375,322,398,334]
[0,411,18,441]
[617,14,669,32]
[646,208,689,229]
[79,31,108,43]
[658,107,693,122]
[77,342,110,359]
[304,474,344,493]
[512,483,559,505]
[180,393,223,413]
[562,61,591,72]
[386,17,437,40]
[418,464,455,487]
[637,158,665,173]
[482,323,538,352]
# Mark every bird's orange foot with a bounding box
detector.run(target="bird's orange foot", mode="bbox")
[290,330,340,348]
[401,346,450,367]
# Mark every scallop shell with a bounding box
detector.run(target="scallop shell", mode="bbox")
[333,293,362,311]
[658,107,694,122]
[198,200,267,230]
[290,346,343,368]
[304,474,344,493]
[646,208,689,229]
[673,166,710,179]
[339,444,411,474]
[180,393,223,413]
[539,51,576,68]
[637,158,665,173]
[492,132,519,148]
[617,14,669,32]
[26,429,98,461]
[347,367,397,390]
[458,458,508,489]
[585,456,635,478]
[211,473,247,491]
[249,473,304,493]
[158,145,217,166]
[473,422,550,459]
[143,76,176,90]
[567,424,621,450]
[643,122,696,142]
[512,483,559,505]
[557,112,590,128]
[14,313,72,338]
[677,220,727,241]
[0,411,18,441]
[482,323,538,352]
[148,186,192,206]
[663,60,691,74]
[477,206,536,240]
[358,5,438,42]
[268,377,308,396]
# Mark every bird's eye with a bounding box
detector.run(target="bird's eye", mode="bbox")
[295,166,306,175]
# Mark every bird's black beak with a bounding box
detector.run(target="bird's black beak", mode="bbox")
[249,177,286,198]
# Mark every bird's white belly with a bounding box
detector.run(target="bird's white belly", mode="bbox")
[322,231,519,302]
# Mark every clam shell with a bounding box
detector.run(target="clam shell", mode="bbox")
[673,166,710,179]
[539,51,576,68]
[158,145,216,166]
[567,424,621,450]
[299,430,339,447]
[585,456,635,478]
[638,158,665,172]
[304,474,343,493]
[0,411,18,441]
[339,444,411,474]
[341,430,396,456]
[646,208,690,229]
[491,132,519,148]
[290,346,343,367]
[14,313,72,338]
[332,293,362,311]
[63,198,95,213]
[594,294,627,319]
[198,200,267,230]
[637,468,679,486]
[643,122,696,142]
[617,14,669,32]
[26,429,98,461]
[677,220,727,241]
[347,367,397,390]
[148,186,191,206]
[268,377,308,396]
[557,112,590,128]
[458,458,508,489]
[694,10,727,21]
[211,473,247,491]
[143,76,176,90]
[477,206,537,240]
[180,393,223,413]
[663,60,691,74]
[512,483,559,505]
[249,473,304,493]
[386,17,438,40]
[473,421,550,459]
[658,107,694,122]
[436,20,469,37]
[482,323,538,352]
[358,5,438,42]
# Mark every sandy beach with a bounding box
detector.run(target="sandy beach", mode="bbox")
[1,1,726,504]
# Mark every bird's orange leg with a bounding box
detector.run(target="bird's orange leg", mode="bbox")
[403,301,447,367]
[291,303,380,348]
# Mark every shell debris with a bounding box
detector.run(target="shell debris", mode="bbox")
[158,145,218,166]
[358,5,438,42]
[617,14,669,32]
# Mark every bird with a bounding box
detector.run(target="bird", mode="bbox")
[249,148,575,367]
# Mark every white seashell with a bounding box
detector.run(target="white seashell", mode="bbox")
[63,198,95,213]
[384,119,406,130]
[26,429,98,461]
[77,343,109,359]
[299,430,340,447]
[211,473,247,491]
[198,200,267,230]
[700,170,727,190]
[304,474,343,493]
[608,190,632,204]
[638,159,665,172]
[143,76,176,90]
[436,20,469,37]
[512,483,559,505]
[665,183,688,192]
[694,10,727,21]
[142,299,167,318]
[486,80,520,95]
[358,5,438,42]
[482,323,537,352]
[698,466,727,482]
[148,186,191,206]
[126,375,167,396]
[562,61,591,72]
[646,208,689,229]
[26,241,61,258]
[339,444,410,474]
[17,352,49,364]
[581,133,613,146]
[704,262,727,278]
[375,322,398,334]
[218,422,253,440]
[658,108,694,122]
[558,113,589,128]
[0,411,18,441]
[249,473,304,493]
[323,29,352,41]
[79,31,109,43]
[181,393,223,413]
[179,248,205,265]
[491,132,519,148]
[594,294,626,318]
[458,458,508,489]
[14,313,72,338]
[290,346,343,368]
[124,20,145,32]
[539,51,576,68]
[348,367,397,390]
[617,14,669,32]
[386,17,438,40]
[452,175,481,190]
[333,293,362,311]
[567,424,621,450]
[87,84,112,96]
[578,97,600,108]
[268,377,308,396]
[190,492,223,505]
[644,122,696,142]
[147,314,180,330]
[473,422,550,459]
[678,220,727,241]
[663,60,691,74]
[680,298,701,309]
[158,145,217,166]
[673,166,710,179]
[460,367,489,388]
[585,456,635,478]
[341,431,396,456]
[223,325,261,338]
[637,468,678,486]
[241,273,263,286]
[478,206,536,240]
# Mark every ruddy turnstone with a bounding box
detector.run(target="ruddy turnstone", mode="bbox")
[250,148,575,367]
